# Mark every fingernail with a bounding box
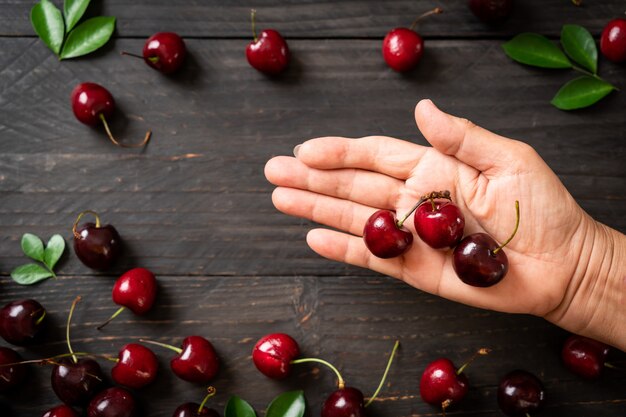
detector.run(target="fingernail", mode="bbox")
[293,144,301,158]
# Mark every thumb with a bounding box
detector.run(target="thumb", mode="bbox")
[414,99,530,175]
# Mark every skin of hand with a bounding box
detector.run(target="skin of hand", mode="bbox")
[264,99,626,351]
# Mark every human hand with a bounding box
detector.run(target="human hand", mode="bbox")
[264,99,625,349]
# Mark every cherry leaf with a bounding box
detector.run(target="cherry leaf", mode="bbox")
[60,16,116,59]
[266,391,306,417]
[561,24,597,74]
[551,76,616,110]
[44,234,66,270]
[64,0,91,33]
[30,0,65,55]
[502,33,572,68]
[21,233,45,262]
[11,264,55,285]
[224,396,256,417]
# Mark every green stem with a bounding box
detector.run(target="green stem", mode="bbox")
[492,201,519,255]
[198,387,217,413]
[364,340,400,407]
[291,358,345,389]
[409,7,443,31]
[250,9,258,42]
[139,339,183,354]
[35,309,47,326]
[396,190,451,228]
[66,296,81,364]
[456,348,491,376]
[97,306,126,330]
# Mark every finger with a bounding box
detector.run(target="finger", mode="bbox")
[306,228,404,279]
[294,136,426,180]
[271,187,378,236]
[265,156,403,209]
[414,99,531,176]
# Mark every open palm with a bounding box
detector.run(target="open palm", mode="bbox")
[265,100,594,324]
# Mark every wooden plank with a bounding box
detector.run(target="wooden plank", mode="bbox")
[0,275,624,416]
[2,0,626,38]
[0,38,624,277]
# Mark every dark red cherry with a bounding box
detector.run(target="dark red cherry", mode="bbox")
[173,403,220,417]
[363,210,413,258]
[321,387,366,417]
[0,299,47,345]
[71,82,114,126]
[382,28,423,72]
[0,347,27,391]
[73,211,121,271]
[414,200,465,248]
[142,32,187,74]
[420,358,468,409]
[42,405,80,417]
[562,334,610,379]
[497,370,545,416]
[245,10,289,75]
[111,343,158,388]
[600,18,626,63]
[453,233,508,287]
[468,0,514,23]
[87,387,139,417]
[252,333,300,379]
[143,336,219,383]
[51,358,104,406]
[98,268,158,330]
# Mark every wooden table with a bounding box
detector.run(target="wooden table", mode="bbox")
[1,1,625,416]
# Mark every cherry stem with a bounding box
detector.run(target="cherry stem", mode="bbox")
[96,306,126,330]
[0,351,109,368]
[120,51,144,60]
[198,386,217,413]
[409,7,443,31]
[72,210,101,239]
[250,9,258,42]
[139,339,183,354]
[364,340,400,407]
[492,201,520,255]
[441,399,451,416]
[35,309,46,326]
[99,113,152,148]
[604,362,626,371]
[290,358,346,389]
[66,296,81,364]
[397,190,451,227]
[456,348,491,376]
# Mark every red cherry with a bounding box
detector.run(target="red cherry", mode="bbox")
[0,347,27,392]
[0,299,47,345]
[51,358,104,406]
[245,10,289,75]
[497,370,545,416]
[142,32,187,74]
[420,358,468,409]
[321,387,366,417]
[73,210,121,271]
[561,334,610,379]
[252,333,300,379]
[363,210,413,258]
[600,18,626,63]
[87,387,139,417]
[42,405,80,417]
[111,343,159,389]
[98,268,158,330]
[414,200,465,248]
[382,28,424,72]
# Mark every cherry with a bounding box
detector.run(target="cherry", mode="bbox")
[42,405,80,417]
[73,210,122,271]
[0,299,47,345]
[51,297,104,405]
[142,336,219,383]
[97,267,158,330]
[0,346,27,392]
[414,196,465,249]
[321,387,366,417]
[600,18,626,63]
[111,343,158,389]
[87,387,139,417]
[122,32,186,74]
[363,210,413,258]
[245,9,289,75]
[419,348,490,413]
[70,82,151,148]
[252,333,300,379]
[561,334,611,379]
[382,8,442,72]
[468,0,514,23]
[497,370,545,416]
[453,201,520,287]
[173,386,219,417]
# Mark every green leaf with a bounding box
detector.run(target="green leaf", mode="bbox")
[266,391,306,417]
[21,233,45,262]
[64,0,91,33]
[30,0,65,55]
[502,33,572,69]
[551,76,616,110]
[60,16,115,59]
[224,396,256,417]
[11,263,55,285]
[44,234,65,270]
[561,24,597,74]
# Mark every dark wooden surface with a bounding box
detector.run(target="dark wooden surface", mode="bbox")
[1,1,625,416]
